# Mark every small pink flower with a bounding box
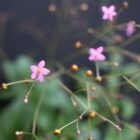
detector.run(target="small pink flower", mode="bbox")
[30,60,50,82]
[89,46,106,62]
[102,5,117,21]
[126,21,136,37]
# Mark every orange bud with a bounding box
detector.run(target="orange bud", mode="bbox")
[88,111,96,118]
[71,64,79,72]
[122,2,129,9]
[86,70,93,77]
[95,76,102,82]
[75,41,82,49]
[54,129,61,135]
[1,83,8,90]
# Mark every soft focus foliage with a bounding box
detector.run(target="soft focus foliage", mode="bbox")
[0,0,140,140]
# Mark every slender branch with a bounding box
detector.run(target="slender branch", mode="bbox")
[122,75,140,93]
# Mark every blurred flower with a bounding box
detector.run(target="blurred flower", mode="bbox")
[126,21,136,37]
[102,5,117,21]
[30,60,50,82]
[89,47,106,62]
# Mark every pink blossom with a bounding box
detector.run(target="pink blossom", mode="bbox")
[89,46,106,62]
[126,21,136,37]
[101,5,117,21]
[30,60,50,82]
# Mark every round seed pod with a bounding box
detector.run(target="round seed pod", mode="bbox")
[1,83,8,90]
[71,64,79,72]
[75,41,82,49]
[86,70,93,77]
[122,2,129,9]
[54,129,61,135]
[88,111,96,118]
[95,76,102,82]
[48,4,56,12]
[112,106,119,114]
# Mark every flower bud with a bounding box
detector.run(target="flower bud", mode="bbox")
[80,3,89,11]
[54,129,61,135]
[88,111,96,118]
[88,136,93,140]
[75,41,82,49]
[1,83,8,90]
[112,106,119,114]
[48,4,56,12]
[71,64,79,72]
[86,70,93,77]
[122,2,129,9]
[95,76,102,82]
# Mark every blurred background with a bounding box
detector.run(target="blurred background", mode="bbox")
[0,0,140,140]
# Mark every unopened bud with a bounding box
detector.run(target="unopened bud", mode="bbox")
[24,96,28,104]
[95,76,102,82]
[122,2,129,9]
[86,70,93,77]
[54,129,61,135]
[1,83,8,90]
[15,131,23,136]
[75,41,82,49]
[48,4,56,12]
[80,3,89,11]
[71,64,79,72]
[88,136,93,140]
[88,111,96,118]
[77,130,80,135]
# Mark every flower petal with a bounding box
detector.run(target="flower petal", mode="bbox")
[31,72,37,79]
[42,68,50,75]
[30,65,38,72]
[98,54,106,61]
[109,5,115,12]
[112,11,117,16]
[38,60,45,68]
[89,48,95,54]
[38,74,44,82]
[88,55,94,61]
[102,6,108,13]
[97,46,104,53]
[103,14,108,20]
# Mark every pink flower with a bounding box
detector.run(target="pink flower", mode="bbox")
[126,21,136,37]
[89,46,106,62]
[101,5,117,21]
[30,60,50,82]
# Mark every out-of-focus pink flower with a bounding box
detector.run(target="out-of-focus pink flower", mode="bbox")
[102,5,117,21]
[89,47,106,62]
[126,21,136,37]
[30,60,50,82]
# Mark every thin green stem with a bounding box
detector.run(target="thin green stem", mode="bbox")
[6,79,34,86]
[32,90,46,135]
[122,75,140,93]
[58,82,88,110]
[26,81,36,97]
[88,119,92,136]
[86,82,91,109]
[96,88,120,124]
[121,121,140,135]
[59,119,78,131]
[95,111,122,131]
